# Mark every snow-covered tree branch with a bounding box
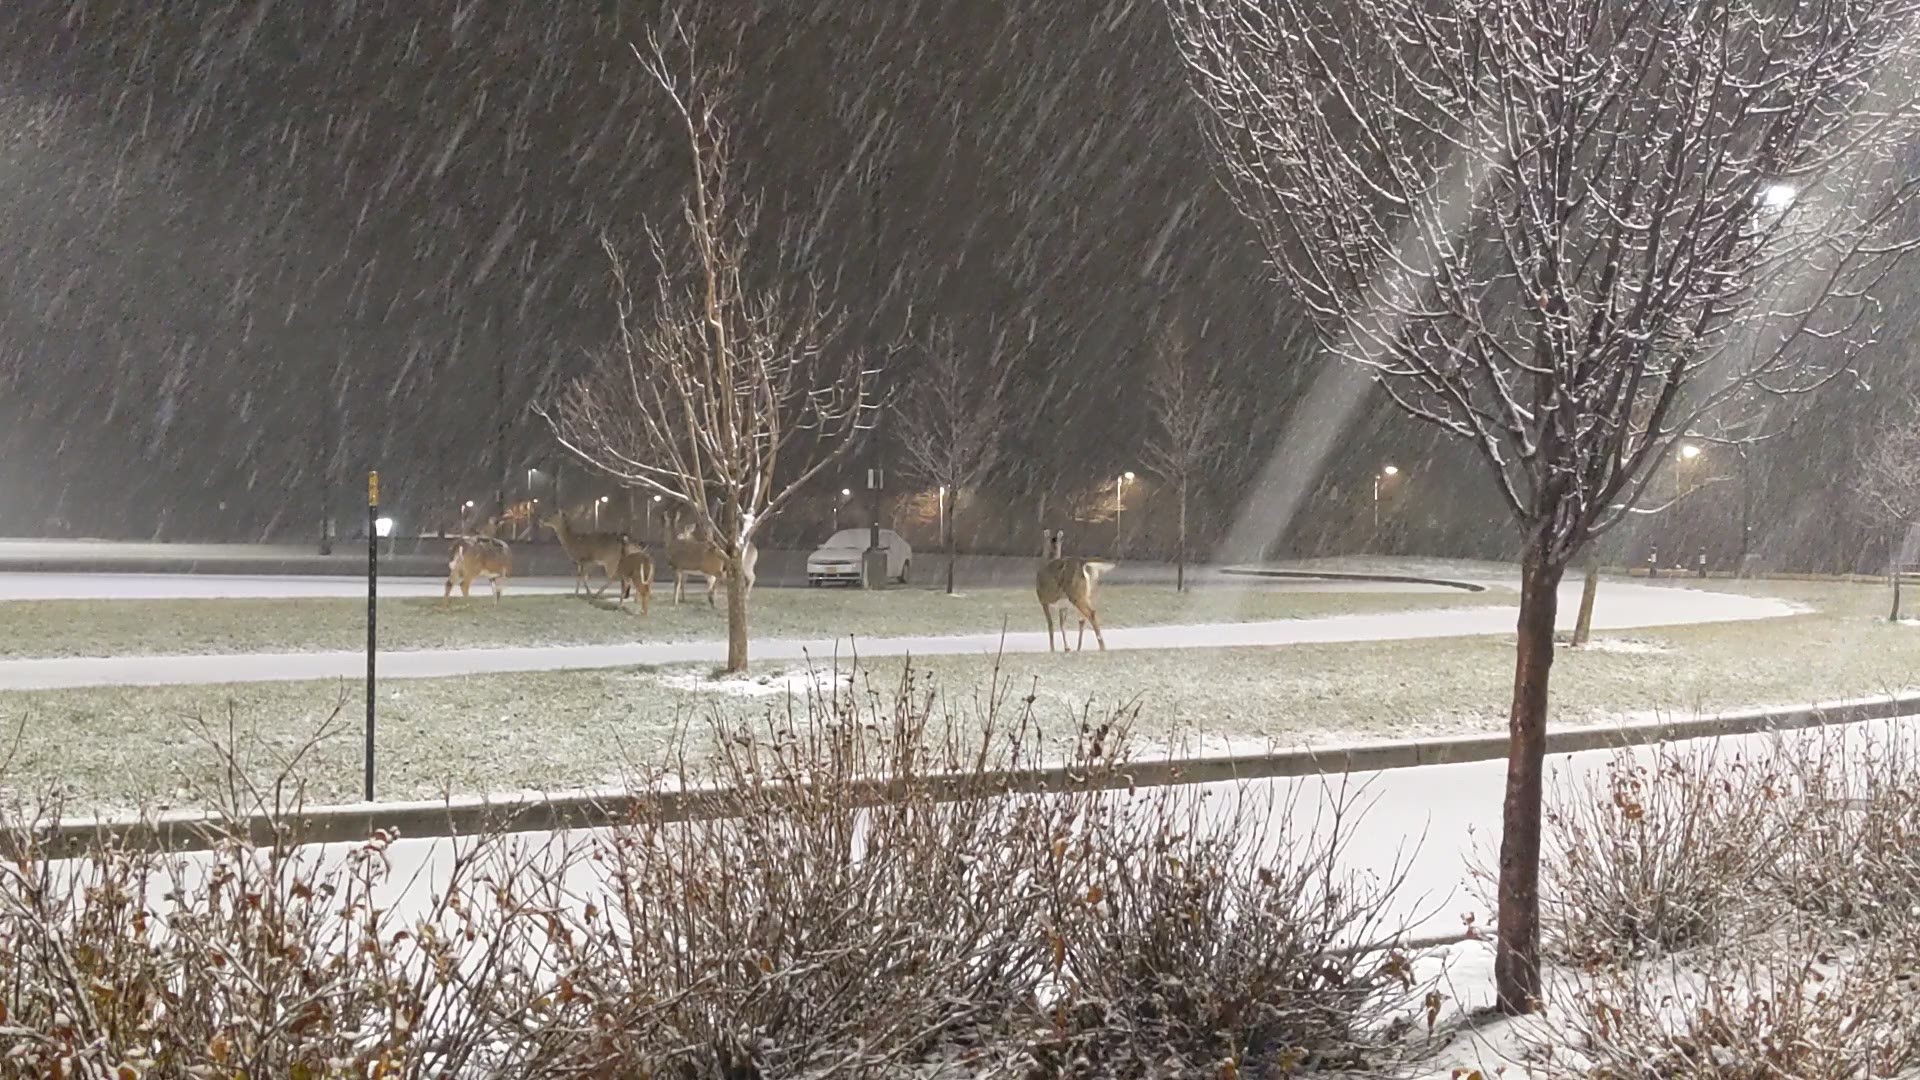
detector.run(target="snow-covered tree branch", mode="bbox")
[1142,319,1234,591]
[539,24,884,672]
[1168,0,1920,1012]
[893,320,1012,594]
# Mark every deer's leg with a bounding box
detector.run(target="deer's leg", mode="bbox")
[492,575,503,603]
[443,576,456,608]
[590,562,614,599]
[640,576,651,617]
[1042,602,1057,652]
[706,574,717,607]
[1080,603,1106,652]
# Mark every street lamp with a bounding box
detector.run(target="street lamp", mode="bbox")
[1374,465,1400,533]
[1676,443,1702,498]
[1115,472,1135,556]
[837,488,852,530]
[938,485,947,545]
[594,494,610,530]
[1761,182,1798,213]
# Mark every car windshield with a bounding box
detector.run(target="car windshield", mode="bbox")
[823,530,869,547]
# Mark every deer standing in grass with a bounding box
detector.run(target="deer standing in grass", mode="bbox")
[442,537,512,607]
[543,513,630,598]
[1036,529,1111,652]
[616,542,655,615]
[666,535,757,606]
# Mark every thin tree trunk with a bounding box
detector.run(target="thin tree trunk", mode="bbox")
[726,556,750,673]
[1893,572,1903,623]
[1570,563,1598,647]
[945,489,957,595]
[1494,549,1566,1015]
[1177,480,1188,593]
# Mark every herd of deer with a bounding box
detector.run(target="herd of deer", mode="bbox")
[441,515,755,615]
[442,517,1112,652]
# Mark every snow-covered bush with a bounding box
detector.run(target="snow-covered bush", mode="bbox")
[1542,745,1787,963]
[0,663,1433,1078]
[1543,932,1920,1079]
[1777,730,1920,939]
[1024,780,1430,1078]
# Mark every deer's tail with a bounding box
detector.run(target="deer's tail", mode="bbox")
[1082,561,1115,586]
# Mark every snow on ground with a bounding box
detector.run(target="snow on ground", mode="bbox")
[0,578,1797,690]
[40,709,1904,1079]
[1564,636,1673,655]
[0,571,585,600]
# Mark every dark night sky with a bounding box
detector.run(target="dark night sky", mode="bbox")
[0,0,1901,569]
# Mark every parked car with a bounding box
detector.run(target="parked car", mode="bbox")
[807,527,912,586]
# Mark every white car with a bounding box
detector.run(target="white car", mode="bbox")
[807,528,912,586]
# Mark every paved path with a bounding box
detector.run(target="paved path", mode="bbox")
[0,569,1455,601]
[0,580,1797,691]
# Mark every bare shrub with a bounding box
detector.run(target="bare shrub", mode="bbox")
[1542,932,1920,1079]
[1542,744,1787,964]
[1025,778,1429,1078]
[478,664,1133,1078]
[1776,728,1920,938]
[1,665,1426,1078]
[0,715,542,1077]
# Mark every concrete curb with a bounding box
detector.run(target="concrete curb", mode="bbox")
[1221,567,1490,593]
[14,691,1919,859]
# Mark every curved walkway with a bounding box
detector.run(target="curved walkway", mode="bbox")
[0,580,1797,691]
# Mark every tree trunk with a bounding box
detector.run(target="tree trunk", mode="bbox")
[1893,572,1903,623]
[726,556,750,673]
[1570,564,1599,647]
[945,489,957,596]
[1493,550,1567,1015]
[1176,479,1188,593]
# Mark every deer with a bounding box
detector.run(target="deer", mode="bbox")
[666,534,757,606]
[442,536,512,607]
[542,513,630,598]
[1036,529,1112,652]
[615,541,654,615]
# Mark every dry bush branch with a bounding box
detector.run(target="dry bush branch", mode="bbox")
[1026,778,1431,1078]
[1542,744,1789,964]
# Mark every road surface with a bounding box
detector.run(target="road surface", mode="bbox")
[0,578,1796,690]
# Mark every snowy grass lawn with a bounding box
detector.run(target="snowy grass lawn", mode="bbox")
[0,578,1900,813]
[0,583,1483,659]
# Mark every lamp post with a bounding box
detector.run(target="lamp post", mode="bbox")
[837,488,851,531]
[595,494,609,531]
[649,493,661,538]
[1373,464,1400,533]
[1115,471,1135,556]
[938,485,947,547]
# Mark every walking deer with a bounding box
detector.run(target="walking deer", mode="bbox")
[442,536,512,607]
[543,513,629,598]
[666,535,757,606]
[1036,529,1112,652]
[615,542,654,615]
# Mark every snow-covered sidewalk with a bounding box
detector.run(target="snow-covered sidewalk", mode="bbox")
[0,580,1796,690]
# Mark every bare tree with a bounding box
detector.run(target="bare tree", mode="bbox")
[1169,0,1920,1012]
[894,320,1011,594]
[1143,319,1234,591]
[1853,403,1920,619]
[542,28,883,673]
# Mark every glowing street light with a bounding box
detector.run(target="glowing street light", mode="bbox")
[1679,443,1702,460]
[373,516,395,538]
[938,485,948,543]
[1374,465,1402,533]
[1761,182,1798,212]
[594,494,610,529]
[1115,471,1136,556]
